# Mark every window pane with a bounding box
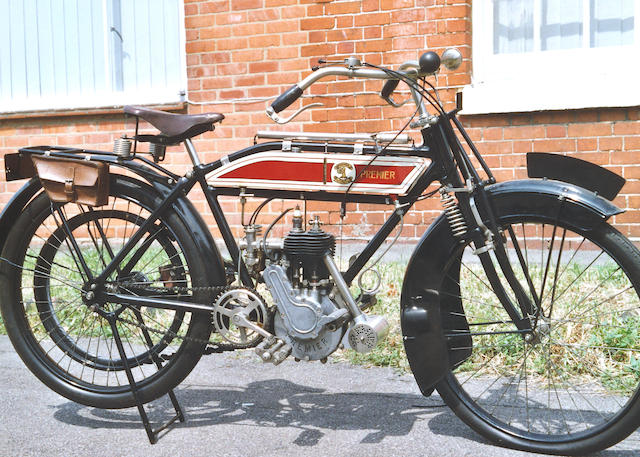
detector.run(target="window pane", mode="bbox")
[591,0,634,47]
[118,0,183,96]
[494,0,534,54]
[541,0,583,51]
[0,0,184,111]
[0,0,107,103]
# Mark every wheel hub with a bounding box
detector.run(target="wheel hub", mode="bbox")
[81,282,101,306]
[525,317,551,345]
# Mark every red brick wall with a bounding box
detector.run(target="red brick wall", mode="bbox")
[462,109,640,239]
[1,0,639,243]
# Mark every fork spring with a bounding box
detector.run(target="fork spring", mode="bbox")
[440,189,468,240]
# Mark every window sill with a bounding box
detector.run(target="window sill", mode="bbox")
[460,78,640,115]
[0,101,187,121]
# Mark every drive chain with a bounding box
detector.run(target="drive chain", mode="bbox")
[113,283,246,355]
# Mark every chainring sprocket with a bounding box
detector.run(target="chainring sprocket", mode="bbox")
[212,286,271,349]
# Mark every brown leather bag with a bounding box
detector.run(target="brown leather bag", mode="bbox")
[31,155,110,206]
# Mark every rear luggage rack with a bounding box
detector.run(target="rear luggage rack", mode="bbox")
[5,145,178,183]
[6,146,113,181]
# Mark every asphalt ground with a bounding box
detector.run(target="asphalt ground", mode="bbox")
[0,335,638,457]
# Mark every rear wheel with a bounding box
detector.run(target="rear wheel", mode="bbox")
[436,213,640,455]
[0,177,213,409]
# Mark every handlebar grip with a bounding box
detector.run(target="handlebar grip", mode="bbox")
[271,84,303,113]
[381,79,399,99]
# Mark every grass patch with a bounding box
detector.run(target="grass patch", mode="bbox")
[3,244,639,395]
[338,262,410,372]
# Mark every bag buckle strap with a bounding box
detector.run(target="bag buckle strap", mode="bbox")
[64,167,75,199]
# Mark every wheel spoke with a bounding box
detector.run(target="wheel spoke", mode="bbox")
[547,228,566,318]
[52,205,93,281]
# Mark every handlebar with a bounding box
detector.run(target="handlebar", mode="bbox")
[266,64,422,123]
[266,50,451,124]
[380,80,400,100]
[271,85,304,114]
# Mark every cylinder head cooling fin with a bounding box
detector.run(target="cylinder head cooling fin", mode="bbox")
[283,228,335,258]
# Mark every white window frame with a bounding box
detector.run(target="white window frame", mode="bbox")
[0,0,187,114]
[462,0,640,115]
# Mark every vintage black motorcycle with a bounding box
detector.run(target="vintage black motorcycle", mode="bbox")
[1,48,638,455]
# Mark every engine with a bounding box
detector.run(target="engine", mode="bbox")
[282,213,334,287]
[262,211,348,361]
[236,207,389,364]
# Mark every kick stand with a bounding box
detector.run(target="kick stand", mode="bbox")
[107,313,185,444]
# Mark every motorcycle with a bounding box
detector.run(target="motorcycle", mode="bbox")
[0,48,638,455]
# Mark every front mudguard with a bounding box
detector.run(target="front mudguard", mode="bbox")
[401,178,623,397]
[0,175,226,288]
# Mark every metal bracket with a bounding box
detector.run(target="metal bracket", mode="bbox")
[410,114,438,130]
[444,181,474,194]
[469,193,493,243]
[472,242,495,256]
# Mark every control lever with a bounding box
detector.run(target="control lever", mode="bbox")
[266,103,323,124]
[313,56,362,71]
[380,79,411,107]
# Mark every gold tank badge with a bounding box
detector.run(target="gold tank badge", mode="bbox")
[330,162,356,184]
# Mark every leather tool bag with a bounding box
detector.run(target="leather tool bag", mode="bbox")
[31,155,109,206]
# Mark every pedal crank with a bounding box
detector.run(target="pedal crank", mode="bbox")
[212,286,291,364]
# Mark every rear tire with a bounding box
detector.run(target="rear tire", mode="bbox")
[0,177,213,409]
[436,211,640,455]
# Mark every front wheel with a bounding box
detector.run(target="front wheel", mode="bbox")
[436,211,640,455]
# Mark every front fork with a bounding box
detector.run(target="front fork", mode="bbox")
[456,183,536,336]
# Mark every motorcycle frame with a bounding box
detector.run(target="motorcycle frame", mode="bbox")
[11,110,537,335]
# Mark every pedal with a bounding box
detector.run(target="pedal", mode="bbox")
[255,336,292,365]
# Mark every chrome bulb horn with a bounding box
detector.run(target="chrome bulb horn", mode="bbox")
[441,48,463,71]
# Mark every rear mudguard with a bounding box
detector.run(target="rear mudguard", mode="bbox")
[0,175,226,288]
[0,178,42,253]
[400,178,623,397]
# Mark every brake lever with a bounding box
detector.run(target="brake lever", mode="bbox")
[382,95,411,108]
[266,103,323,124]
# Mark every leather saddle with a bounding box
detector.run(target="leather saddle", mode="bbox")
[124,105,224,145]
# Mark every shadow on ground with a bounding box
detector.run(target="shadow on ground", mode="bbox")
[52,378,451,446]
[50,378,636,455]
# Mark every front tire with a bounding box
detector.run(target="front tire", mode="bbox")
[436,211,640,455]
